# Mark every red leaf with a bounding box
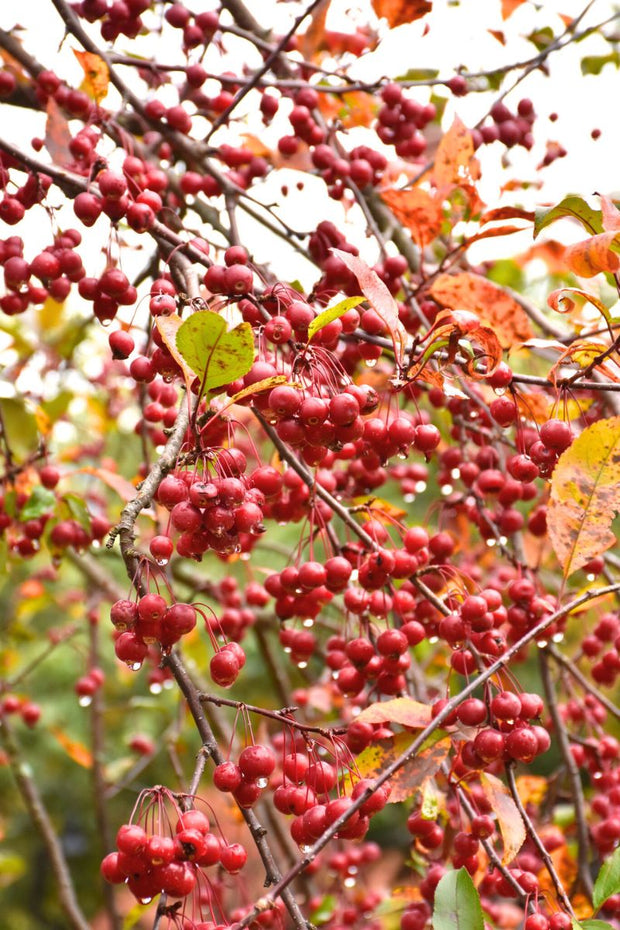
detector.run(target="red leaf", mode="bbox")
[45,98,72,168]
[331,249,408,367]
[429,273,533,349]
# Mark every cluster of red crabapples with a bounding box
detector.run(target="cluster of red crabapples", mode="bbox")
[101,787,248,910]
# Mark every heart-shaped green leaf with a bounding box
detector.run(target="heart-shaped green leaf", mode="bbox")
[176,311,255,393]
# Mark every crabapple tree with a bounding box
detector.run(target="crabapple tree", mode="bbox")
[1,2,620,930]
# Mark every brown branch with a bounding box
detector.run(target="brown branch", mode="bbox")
[0,715,91,930]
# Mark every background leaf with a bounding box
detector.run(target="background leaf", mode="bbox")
[548,417,620,577]
[593,845,620,911]
[356,697,431,728]
[432,868,484,930]
[371,0,432,27]
[480,772,526,864]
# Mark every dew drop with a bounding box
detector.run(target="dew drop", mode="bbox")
[441,484,453,496]
[485,538,497,548]
[138,897,153,905]
[451,468,460,479]
[587,573,595,582]
[150,683,163,694]
[415,481,427,493]
[78,695,92,707]
[344,876,356,888]
[297,660,308,669]
[350,569,359,582]
[129,661,143,671]
[494,386,506,396]
[428,635,439,644]
[301,845,312,853]
[552,632,564,643]
[364,358,377,368]
[256,777,269,788]
[302,617,314,628]
[536,639,548,648]
[397,452,408,460]
[403,493,415,503]
[156,557,169,566]
[283,646,292,654]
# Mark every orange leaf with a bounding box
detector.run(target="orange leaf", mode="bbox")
[356,734,450,803]
[45,98,72,168]
[515,775,547,806]
[155,313,197,394]
[433,115,477,190]
[299,0,331,59]
[479,206,535,224]
[480,772,526,865]
[51,727,93,768]
[356,697,432,728]
[73,49,109,103]
[601,194,620,231]
[429,272,533,349]
[382,187,442,247]
[76,466,138,501]
[516,240,566,273]
[565,232,620,277]
[371,0,432,27]
[501,0,526,18]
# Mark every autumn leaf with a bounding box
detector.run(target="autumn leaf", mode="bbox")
[430,272,533,348]
[371,0,432,28]
[501,0,527,18]
[548,417,620,577]
[331,250,409,366]
[480,772,526,865]
[308,296,365,341]
[356,734,450,803]
[51,727,93,768]
[534,194,603,238]
[515,775,547,807]
[155,313,197,394]
[355,697,432,728]
[45,98,72,168]
[547,288,613,326]
[73,49,110,103]
[76,466,137,501]
[565,232,620,278]
[381,187,443,247]
[299,0,331,60]
[433,116,480,209]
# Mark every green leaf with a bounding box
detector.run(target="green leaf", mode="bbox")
[176,311,255,393]
[534,195,603,239]
[0,851,27,888]
[573,920,616,930]
[432,868,484,930]
[526,26,554,52]
[307,296,364,341]
[0,398,39,460]
[593,845,620,910]
[310,894,336,925]
[20,486,56,521]
[396,68,440,82]
[580,52,620,75]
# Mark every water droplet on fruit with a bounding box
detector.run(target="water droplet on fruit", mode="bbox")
[129,661,143,671]
[499,535,508,546]
[78,695,92,707]
[297,660,308,669]
[138,897,152,905]
[302,617,314,628]
[101,318,111,328]
[415,481,427,493]
[301,845,312,853]
[494,386,506,396]
[344,876,356,887]
[150,682,163,694]
[485,538,496,548]
[587,573,595,582]
[364,358,377,368]
[552,632,564,643]
[536,639,548,648]
[428,635,439,644]
[404,493,415,503]
[257,777,268,788]
[441,484,453,496]
[451,468,460,479]
[156,557,169,566]
[283,646,292,654]
[350,569,359,582]
[397,452,407,460]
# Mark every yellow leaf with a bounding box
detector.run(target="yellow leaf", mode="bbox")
[51,727,93,768]
[73,49,109,103]
[353,495,407,524]
[548,417,620,577]
[356,734,450,803]
[480,771,526,865]
[515,775,547,806]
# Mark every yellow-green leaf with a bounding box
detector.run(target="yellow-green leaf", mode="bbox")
[308,296,364,341]
[480,772,526,865]
[176,311,255,393]
[73,49,110,103]
[548,417,620,577]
